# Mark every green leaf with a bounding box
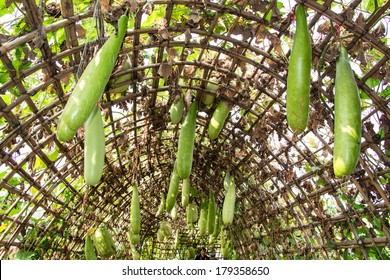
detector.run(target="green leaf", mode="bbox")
[343,249,351,260]
[34,157,46,170]
[12,59,21,79]
[0,222,8,233]
[8,176,21,186]
[0,3,15,17]
[365,77,381,89]
[265,10,272,22]
[0,71,9,84]
[141,5,165,28]
[316,178,325,186]
[13,250,35,260]
[9,206,22,217]
[379,85,390,98]
[0,170,7,179]
[353,202,365,210]
[372,216,381,229]
[362,0,385,12]
[47,148,59,161]
[20,60,32,71]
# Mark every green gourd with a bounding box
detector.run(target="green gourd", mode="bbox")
[286,4,312,134]
[93,227,115,258]
[170,96,185,124]
[176,101,198,179]
[181,178,190,207]
[166,165,180,212]
[130,185,140,235]
[207,190,216,234]
[160,221,172,237]
[57,13,128,137]
[208,100,230,140]
[84,106,105,186]
[333,45,361,177]
[198,200,208,236]
[85,235,97,260]
[222,175,236,225]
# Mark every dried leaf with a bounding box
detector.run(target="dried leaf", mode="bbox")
[255,25,271,43]
[6,0,22,8]
[128,0,138,13]
[230,23,244,35]
[183,65,196,78]
[159,28,170,40]
[384,65,390,85]
[184,28,192,44]
[380,114,390,150]
[355,12,366,29]
[250,0,268,12]
[344,7,354,22]
[242,28,252,41]
[230,0,247,5]
[184,89,193,109]
[188,10,201,24]
[167,47,178,64]
[158,18,168,31]
[317,20,331,35]
[357,48,366,66]
[158,19,170,40]
[75,24,86,39]
[373,22,386,38]
[60,73,71,85]
[45,2,61,18]
[266,58,278,69]
[364,122,376,137]
[100,0,110,15]
[284,168,296,182]
[158,62,172,79]
[270,3,281,24]
[143,1,154,15]
[269,34,283,56]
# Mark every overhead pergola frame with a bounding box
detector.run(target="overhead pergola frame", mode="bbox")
[0,0,389,260]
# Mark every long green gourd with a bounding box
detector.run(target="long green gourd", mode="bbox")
[222,175,236,225]
[212,209,221,238]
[93,227,115,258]
[130,185,140,235]
[166,164,180,212]
[85,235,97,260]
[57,117,76,142]
[198,200,208,236]
[176,101,198,179]
[286,4,312,134]
[84,106,105,186]
[208,100,230,140]
[169,96,185,124]
[181,178,190,207]
[57,13,129,141]
[333,45,361,177]
[207,190,216,235]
